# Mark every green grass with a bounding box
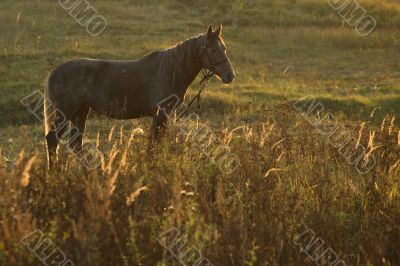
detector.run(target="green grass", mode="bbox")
[1,0,399,126]
[0,0,400,265]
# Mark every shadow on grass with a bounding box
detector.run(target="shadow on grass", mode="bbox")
[1,91,398,129]
[291,95,400,123]
[0,99,41,128]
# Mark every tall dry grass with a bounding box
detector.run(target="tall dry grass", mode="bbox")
[0,104,399,265]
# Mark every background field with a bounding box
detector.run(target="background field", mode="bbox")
[0,0,399,265]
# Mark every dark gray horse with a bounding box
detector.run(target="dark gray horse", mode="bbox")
[44,25,235,169]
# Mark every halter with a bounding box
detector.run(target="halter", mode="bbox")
[200,44,230,69]
[176,42,229,121]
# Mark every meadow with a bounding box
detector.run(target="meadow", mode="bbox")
[0,0,400,265]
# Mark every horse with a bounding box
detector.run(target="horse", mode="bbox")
[44,25,235,169]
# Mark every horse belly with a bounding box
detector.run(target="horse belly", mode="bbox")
[89,81,153,120]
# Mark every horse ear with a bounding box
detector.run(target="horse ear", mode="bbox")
[215,24,222,36]
[207,25,213,38]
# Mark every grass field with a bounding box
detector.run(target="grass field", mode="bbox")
[0,0,400,265]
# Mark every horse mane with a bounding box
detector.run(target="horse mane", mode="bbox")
[160,34,205,93]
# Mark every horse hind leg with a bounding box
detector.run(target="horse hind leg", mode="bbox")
[45,110,69,170]
[46,131,58,170]
[68,105,90,158]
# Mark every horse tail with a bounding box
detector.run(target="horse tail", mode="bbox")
[44,72,55,136]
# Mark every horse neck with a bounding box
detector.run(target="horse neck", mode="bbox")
[170,36,204,97]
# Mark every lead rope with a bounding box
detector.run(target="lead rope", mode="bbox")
[176,69,214,121]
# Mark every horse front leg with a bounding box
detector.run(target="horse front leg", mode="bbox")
[151,112,167,142]
[147,112,167,153]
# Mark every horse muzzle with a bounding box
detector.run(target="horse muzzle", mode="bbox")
[221,71,235,84]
